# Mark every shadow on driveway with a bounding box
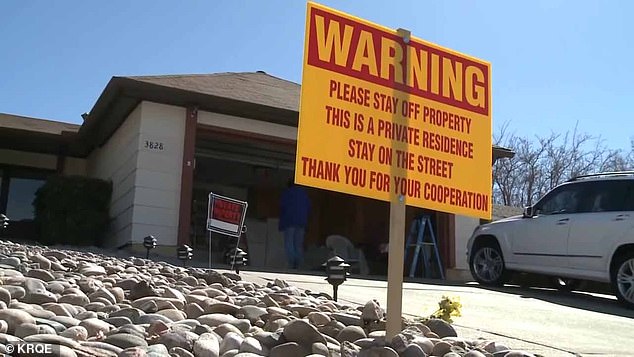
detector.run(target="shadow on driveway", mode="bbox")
[471,282,634,319]
[169,256,634,320]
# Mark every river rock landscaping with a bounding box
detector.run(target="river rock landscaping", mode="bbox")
[0,239,541,357]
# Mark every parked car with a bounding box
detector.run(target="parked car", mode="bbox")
[466,171,634,308]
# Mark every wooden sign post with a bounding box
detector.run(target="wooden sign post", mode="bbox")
[386,197,406,336]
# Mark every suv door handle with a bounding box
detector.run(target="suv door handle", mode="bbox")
[557,218,569,225]
[614,214,630,221]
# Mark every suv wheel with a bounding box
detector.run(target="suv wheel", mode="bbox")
[470,241,508,286]
[613,252,634,308]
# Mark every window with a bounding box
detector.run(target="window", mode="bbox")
[580,180,631,213]
[535,184,585,215]
[620,181,634,212]
[1,166,51,221]
[6,177,46,220]
[0,168,8,215]
[610,180,634,211]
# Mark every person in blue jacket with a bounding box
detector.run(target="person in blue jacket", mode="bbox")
[279,178,311,269]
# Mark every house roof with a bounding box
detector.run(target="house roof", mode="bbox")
[2,71,516,160]
[0,113,81,156]
[77,71,302,154]
[492,144,515,162]
[0,113,79,135]
[125,72,300,112]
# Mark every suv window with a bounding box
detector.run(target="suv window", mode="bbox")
[582,180,631,213]
[535,183,586,215]
[621,180,634,211]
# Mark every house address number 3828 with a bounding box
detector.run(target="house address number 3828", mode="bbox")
[144,140,164,151]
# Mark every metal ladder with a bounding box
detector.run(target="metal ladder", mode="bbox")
[404,215,445,279]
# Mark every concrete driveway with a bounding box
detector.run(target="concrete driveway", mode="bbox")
[236,269,634,357]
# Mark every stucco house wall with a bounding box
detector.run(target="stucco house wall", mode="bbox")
[130,101,186,246]
[87,104,143,247]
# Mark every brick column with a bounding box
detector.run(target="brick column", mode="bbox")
[177,106,198,246]
[437,212,456,269]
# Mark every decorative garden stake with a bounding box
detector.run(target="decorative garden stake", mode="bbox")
[0,214,8,230]
[143,235,157,259]
[226,248,248,273]
[322,255,350,302]
[177,244,193,266]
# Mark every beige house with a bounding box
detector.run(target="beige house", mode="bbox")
[0,71,515,279]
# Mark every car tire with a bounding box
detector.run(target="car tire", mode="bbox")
[612,251,634,309]
[555,277,581,292]
[469,241,509,286]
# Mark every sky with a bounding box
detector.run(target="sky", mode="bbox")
[1,0,632,152]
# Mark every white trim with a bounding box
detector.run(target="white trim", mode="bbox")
[195,149,294,171]
[197,111,297,141]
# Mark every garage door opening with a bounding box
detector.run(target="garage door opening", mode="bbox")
[190,126,452,276]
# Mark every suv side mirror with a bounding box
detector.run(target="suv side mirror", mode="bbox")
[523,206,534,218]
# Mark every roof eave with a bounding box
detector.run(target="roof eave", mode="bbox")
[492,145,515,163]
[77,77,300,155]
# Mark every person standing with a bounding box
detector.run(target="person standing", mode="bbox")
[279,178,311,269]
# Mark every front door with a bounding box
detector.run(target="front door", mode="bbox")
[511,214,572,269]
[511,183,585,270]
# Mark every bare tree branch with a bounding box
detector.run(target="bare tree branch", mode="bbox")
[491,124,634,207]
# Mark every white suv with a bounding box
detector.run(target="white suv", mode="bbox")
[466,171,634,308]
